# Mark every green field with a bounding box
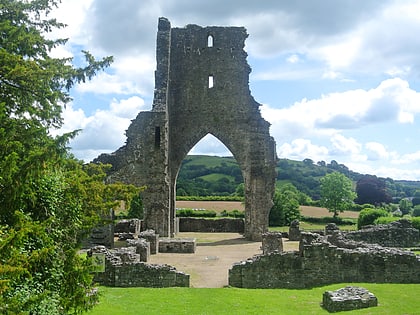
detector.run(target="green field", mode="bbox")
[270,221,357,232]
[183,155,237,168]
[87,284,420,315]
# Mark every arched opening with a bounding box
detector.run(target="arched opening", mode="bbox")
[175,134,244,216]
[176,134,243,198]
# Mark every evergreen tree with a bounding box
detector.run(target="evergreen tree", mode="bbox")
[0,1,117,313]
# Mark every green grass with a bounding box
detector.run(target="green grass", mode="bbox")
[184,155,237,168]
[87,284,420,315]
[270,221,357,232]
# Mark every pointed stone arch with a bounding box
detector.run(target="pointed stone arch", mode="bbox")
[95,18,277,241]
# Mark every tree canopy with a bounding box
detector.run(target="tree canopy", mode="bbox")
[0,1,138,313]
[356,175,392,205]
[320,172,356,217]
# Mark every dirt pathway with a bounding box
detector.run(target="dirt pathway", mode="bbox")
[148,233,298,288]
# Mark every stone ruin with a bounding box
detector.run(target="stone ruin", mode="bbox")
[345,219,419,247]
[322,286,378,313]
[229,220,420,289]
[288,219,300,241]
[94,17,277,241]
[261,232,283,255]
[88,246,189,287]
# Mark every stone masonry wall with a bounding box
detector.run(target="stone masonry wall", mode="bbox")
[229,232,420,289]
[345,219,419,247]
[88,246,189,287]
[178,217,244,233]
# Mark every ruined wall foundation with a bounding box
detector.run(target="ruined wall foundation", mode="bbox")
[88,246,189,287]
[229,231,420,289]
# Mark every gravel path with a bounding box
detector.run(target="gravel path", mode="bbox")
[148,232,298,288]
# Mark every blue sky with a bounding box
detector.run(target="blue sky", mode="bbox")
[50,0,420,180]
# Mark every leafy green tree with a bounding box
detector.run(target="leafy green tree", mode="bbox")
[320,172,356,217]
[411,190,420,206]
[128,192,145,219]
[399,198,412,215]
[413,205,420,217]
[355,175,392,205]
[269,184,301,226]
[0,0,114,313]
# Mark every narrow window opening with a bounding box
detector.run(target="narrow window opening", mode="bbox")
[207,35,213,47]
[208,75,214,88]
[154,126,161,148]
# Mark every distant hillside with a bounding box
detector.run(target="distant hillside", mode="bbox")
[176,155,242,196]
[177,155,420,199]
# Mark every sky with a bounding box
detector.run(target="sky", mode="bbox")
[49,0,420,180]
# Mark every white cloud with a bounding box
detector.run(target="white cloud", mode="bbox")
[330,134,362,156]
[277,139,329,161]
[365,142,391,161]
[56,96,146,161]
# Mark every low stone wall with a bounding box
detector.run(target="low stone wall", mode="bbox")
[82,224,114,249]
[114,219,141,235]
[159,238,196,253]
[139,229,159,254]
[345,219,419,247]
[178,217,244,233]
[88,246,189,287]
[229,232,420,289]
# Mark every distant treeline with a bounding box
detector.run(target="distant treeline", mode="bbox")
[177,155,420,200]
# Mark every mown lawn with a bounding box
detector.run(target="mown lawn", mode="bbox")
[270,221,357,232]
[87,284,420,315]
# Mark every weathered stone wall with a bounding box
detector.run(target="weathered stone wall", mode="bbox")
[82,224,114,249]
[229,232,420,289]
[88,246,189,287]
[346,219,419,247]
[139,229,159,254]
[261,232,283,254]
[158,238,196,253]
[94,17,276,241]
[178,217,244,233]
[114,219,141,235]
[322,286,378,313]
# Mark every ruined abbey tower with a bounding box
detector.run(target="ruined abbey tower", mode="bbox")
[95,18,277,241]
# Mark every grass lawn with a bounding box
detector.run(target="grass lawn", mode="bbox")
[87,284,420,315]
[270,221,357,232]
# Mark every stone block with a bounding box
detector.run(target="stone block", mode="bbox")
[127,239,150,262]
[322,286,378,313]
[262,232,283,254]
[115,219,141,235]
[159,238,196,253]
[288,219,301,241]
[139,229,159,254]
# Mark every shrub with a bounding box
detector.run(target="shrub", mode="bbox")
[357,208,389,229]
[374,216,399,225]
[411,217,420,231]
[176,208,217,218]
[220,209,244,218]
[176,196,244,201]
[412,205,420,217]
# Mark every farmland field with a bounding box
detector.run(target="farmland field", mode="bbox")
[176,201,359,218]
